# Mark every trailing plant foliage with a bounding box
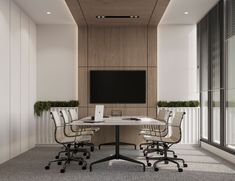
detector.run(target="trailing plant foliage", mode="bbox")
[34,100,79,116]
[157,101,199,107]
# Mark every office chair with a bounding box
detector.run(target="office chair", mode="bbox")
[139,110,172,152]
[68,108,100,151]
[142,110,174,157]
[145,112,187,172]
[60,110,92,158]
[68,108,100,133]
[45,111,88,173]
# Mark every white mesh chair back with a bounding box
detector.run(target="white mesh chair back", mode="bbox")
[157,109,170,122]
[50,111,65,143]
[61,110,70,124]
[153,110,171,132]
[51,111,62,127]
[169,112,185,143]
[69,109,78,121]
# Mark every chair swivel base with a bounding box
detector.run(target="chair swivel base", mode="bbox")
[151,156,187,172]
[99,142,137,150]
[45,156,87,173]
[139,142,154,150]
[89,153,145,172]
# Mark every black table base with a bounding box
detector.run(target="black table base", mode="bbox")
[99,142,136,150]
[90,125,145,171]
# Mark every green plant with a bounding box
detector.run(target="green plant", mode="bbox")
[157,100,199,107]
[34,100,79,116]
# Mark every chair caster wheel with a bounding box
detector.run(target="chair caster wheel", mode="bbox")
[45,166,50,170]
[57,162,62,165]
[178,168,183,172]
[55,156,59,159]
[83,153,87,156]
[147,162,152,167]
[164,161,169,164]
[82,166,87,170]
[174,155,177,158]
[140,147,143,150]
[60,169,65,173]
[183,163,188,167]
[79,161,83,165]
[86,156,90,159]
[91,147,94,152]
[154,167,159,172]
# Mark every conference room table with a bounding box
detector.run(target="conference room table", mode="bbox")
[71,116,165,171]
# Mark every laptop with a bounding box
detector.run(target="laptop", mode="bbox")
[84,105,104,123]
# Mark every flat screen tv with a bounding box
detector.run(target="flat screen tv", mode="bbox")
[90,70,146,103]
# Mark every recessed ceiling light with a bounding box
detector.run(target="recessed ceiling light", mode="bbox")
[184,11,189,15]
[96,15,139,19]
[46,11,52,15]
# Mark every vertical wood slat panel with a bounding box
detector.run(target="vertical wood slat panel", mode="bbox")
[159,107,200,144]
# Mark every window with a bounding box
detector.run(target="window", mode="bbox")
[198,0,235,154]
[226,0,235,149]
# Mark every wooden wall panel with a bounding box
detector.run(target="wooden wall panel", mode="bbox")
[148,108,157,118]
[78,107,88,119]
[88,26,147,67]
[148,26,157,67]
[77,25,157,145]
[78,27,88,67]
[78,68,88,106]
[147,67,157,107]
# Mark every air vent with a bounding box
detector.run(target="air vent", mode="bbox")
[96,16,139,19]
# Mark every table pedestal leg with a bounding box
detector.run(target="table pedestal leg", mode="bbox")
[90,125,145,171]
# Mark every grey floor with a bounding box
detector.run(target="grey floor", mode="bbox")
[0,145,235,181]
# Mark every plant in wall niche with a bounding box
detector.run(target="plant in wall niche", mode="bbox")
[157,101,199,107]
[34,100,79,116]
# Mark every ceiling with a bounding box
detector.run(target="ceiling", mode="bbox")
[160,0,219,24]
[13,0,75,24]
[78,0,158,26]
[14,0,219,25]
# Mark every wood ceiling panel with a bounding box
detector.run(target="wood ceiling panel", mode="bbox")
[65,0,87,26]
[78,0,157,25]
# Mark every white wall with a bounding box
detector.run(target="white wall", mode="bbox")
[158,25,198,101]
[37,24,78,101]
[0,0,36,164]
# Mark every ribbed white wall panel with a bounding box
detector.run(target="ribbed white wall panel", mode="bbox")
[10,2,21,158]
[158,107,200,144]
[0,0,10,164]
[36,107,78,145]
[0,0,36,164]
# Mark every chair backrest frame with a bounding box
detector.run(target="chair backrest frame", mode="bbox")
[169,112,186,144]
[50,111,65,144]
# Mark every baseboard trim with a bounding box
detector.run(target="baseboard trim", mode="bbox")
[201,142,235,164]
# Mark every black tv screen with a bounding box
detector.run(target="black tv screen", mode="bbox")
[90,70,146,103]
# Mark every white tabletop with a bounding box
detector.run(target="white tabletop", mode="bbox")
[70,116,165,126]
